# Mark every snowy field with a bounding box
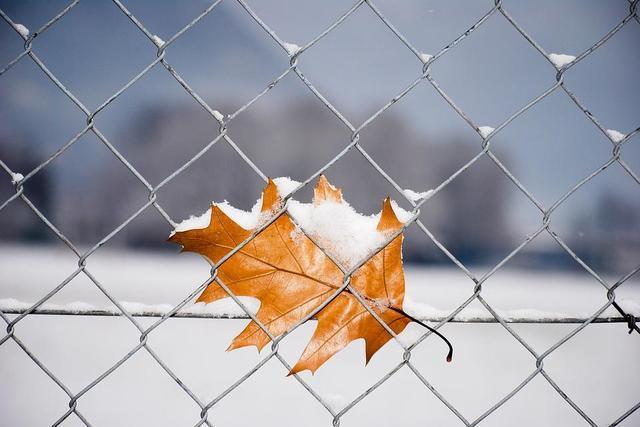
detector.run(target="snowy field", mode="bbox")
[1,244,639,426]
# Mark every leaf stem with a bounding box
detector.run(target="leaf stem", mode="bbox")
[391,307,454,363]
[343,287,454,363]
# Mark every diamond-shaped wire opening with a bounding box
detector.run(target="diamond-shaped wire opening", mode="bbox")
[354,109,480,190]
[424,12,555,126]
[548,164,640,277]
[500,0,629,54]
[142,315,273,396]
[554,20,640,131]
[24,1,158,108]
[480,232,616,308]
[407,307,537,421]
[207,354,335,427]
[224,77,355,184]
[243,0,359,45]
[0,337,74,426]
[336,366,466,426]
[539,321,640,425]
[486,373,592,426]
[83,64,224,179]
[154,0,292,111]
[1,1,77,32]
[0,59,89,161]
[10,307,142,390]
[116,0,221,38]
[153,139,265,220]
[487,91,614,206]
[413,154,539,271]
[75,347,206,426]
[41,131,150,245]
[370,0,497,56]
[275,3,424,124]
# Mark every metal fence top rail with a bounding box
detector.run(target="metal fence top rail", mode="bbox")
[0,300,636,325]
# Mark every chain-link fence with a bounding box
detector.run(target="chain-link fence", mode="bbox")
[1,1,639,426]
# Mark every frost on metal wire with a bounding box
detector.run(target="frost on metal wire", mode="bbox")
[548,52,576,68]
[478,125,495,138]
[0,0,639,426]
[13,22,29,37]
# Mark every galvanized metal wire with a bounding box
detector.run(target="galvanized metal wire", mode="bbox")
[1,1,639,426]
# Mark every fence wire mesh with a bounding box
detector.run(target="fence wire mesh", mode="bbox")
[1,0,639,426]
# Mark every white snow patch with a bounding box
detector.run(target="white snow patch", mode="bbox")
[186,298,260,316]
[2,295,636,321]
[173,208,214,233]
[219,200,264,230]
[0,298,261,317]
[151,35,165,47]
[478,126,494,138]
[172,176,412,269]
[0,299,97,313]
[403,296,587,322]
[397,322,428,347]
[404,297,451,320]
[0,298,31,311]
[272,176,300,198]
[549,53,575,68]
[289,223,304,242]
[321,392,348,412]
[172,177,301,234]
[419,52,433,63]
[64,301,97,312]
[173,198,262,234]
[212,110,224,122]
[14,23,29,37]
[283,42,301,56]
[606,129,626,143]
[403,188,433,202]
[498,308,569,321]
[287,200,386,270]
[389,200,413,223]
[288,197,410,270]
[11,172,24,184]
[120,301,173,314]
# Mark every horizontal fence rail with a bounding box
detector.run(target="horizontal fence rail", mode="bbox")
[0,300,635,324]
[1,0,639,426]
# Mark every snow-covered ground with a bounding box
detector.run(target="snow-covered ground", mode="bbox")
[0,244,639,426]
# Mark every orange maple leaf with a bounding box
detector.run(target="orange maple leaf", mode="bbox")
[169,176,452,374]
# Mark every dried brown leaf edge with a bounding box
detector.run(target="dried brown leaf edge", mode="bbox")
[169,176,452,374]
